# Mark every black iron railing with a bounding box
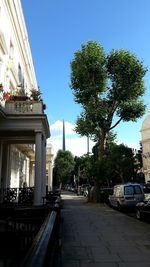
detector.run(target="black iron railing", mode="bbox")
[22,204,61,267]
[0,197,61,267]
[1,187,61,206]
[2,187,34,205]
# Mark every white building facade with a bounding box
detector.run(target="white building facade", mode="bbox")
[141,112,150,183]
[0,0,52,205]
[0,0,37,100]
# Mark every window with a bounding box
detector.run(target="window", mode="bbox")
[134,185,142,194]
[18,64,22,83]
[124,186,134,195]
[10,41,14,59]
[18,64,24,89]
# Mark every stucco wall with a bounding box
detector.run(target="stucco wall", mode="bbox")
[0,0,37,96]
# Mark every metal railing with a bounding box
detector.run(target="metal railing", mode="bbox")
[22,202,61,267]
[0,206,53,266]
[0,196,61,267]
[2,187,34,205]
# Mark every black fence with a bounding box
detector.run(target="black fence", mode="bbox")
[0,194,61,267]
[2,187,34,205]
[22,204,61,267]
[1,187,61,207]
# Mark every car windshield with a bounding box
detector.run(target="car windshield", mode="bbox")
[124,185,142,195]
[124,186,134,195]
[134,185,142,194]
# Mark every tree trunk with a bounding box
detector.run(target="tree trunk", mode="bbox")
[91,130,107,202]
[98,130,107,161]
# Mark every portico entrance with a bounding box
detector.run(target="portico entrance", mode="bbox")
[0,100,50,205]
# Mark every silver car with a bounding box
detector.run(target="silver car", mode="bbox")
[109,183,144,210]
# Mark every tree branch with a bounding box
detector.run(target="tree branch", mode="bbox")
[106,100,119,127]
[109,117,122,131]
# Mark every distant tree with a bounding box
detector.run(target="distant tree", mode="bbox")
[53,150,75,186]
[70,41,147,161]
[90,143,138,190]
[91,132,117,186]
[132,143,145,184]
[105,144,134,184]
[74,155,93,185]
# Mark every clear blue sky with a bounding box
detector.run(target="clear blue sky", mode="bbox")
[21,0,150,151]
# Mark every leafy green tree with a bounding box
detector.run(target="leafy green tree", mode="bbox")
[70,41,147,161]
[74,155,93,185]
[53,150,75,186]
[105,144,134,184]
[91,142,136,186]
[132,143,145,183]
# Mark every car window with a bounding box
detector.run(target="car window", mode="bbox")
[134,185,142,194]
[124,186,134,195]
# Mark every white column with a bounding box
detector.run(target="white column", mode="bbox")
[48,159,53,191]
[0,142,3,188]
[29,161,34,187]
[42,136,46,198]
[50,159,53,190]
[47,160,51,191]
[1,143,10,203]
[26,157,30,186]
[34,131,43,205]
[1,143,10,188]
[7,145,11,187]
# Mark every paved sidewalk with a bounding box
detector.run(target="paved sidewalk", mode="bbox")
[60,191,150,267]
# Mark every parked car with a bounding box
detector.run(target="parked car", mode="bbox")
[136,185,150,220]
[109,183,144,210]
[143,184,150,199]
[135,198,150,220]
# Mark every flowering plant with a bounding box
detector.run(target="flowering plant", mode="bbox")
[0,84,10,103]
[3,92,10,100]
[30,87,41,101]
[0,83,3,91]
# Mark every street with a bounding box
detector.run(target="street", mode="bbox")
[60,191,150,267]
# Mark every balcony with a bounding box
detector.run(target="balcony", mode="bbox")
[4,100,45,114]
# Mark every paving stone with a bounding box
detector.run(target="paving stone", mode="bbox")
[60,191,150,267]
[118,252,150,262]
[118,263,150,267]
[79,262,118,267]
[62,260,80,267]
[62,246,92,261]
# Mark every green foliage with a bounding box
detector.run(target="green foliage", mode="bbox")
[74,154,93,185]
[92,143,135,186]
[71,41,107,104]
[70,41,147,160]
[53,150,75,185]
[105,144,134,184]
[117,100,145,122]
[107,50,146,101]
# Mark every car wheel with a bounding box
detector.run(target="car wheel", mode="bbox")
[136,209,141,220]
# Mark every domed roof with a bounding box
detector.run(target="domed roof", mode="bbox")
[141,112,150,131]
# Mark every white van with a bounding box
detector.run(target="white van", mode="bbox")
[109,183,144,210]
